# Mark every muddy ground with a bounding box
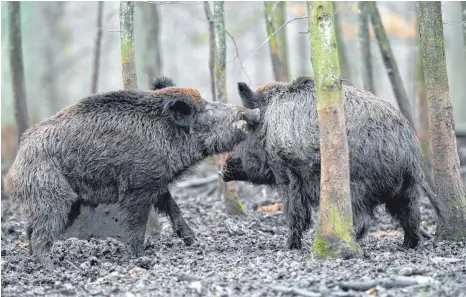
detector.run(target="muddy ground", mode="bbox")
[1,162,466,297]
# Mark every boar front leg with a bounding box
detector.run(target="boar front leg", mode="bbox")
[154,191,195,246]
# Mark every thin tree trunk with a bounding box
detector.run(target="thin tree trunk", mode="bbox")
[120,1,137,90]
[368,2,415,128]
[333,2,351,82]
[264,1,287,82]
[306,1,361,259]
[204,1,216,101]
[357,2,374,93]
[91,1,104,94]
[418,1,466,241]
[462,2,466,54]
[8,2,29,146]
[213,1,244,215]
[273,1,289,81]
[141,2,162,87]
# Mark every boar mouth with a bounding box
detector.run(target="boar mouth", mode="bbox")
[231,119,247,132]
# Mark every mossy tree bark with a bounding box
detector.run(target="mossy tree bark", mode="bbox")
[204,1,216,101]
[120,1,137,90]
[357,2,374,93]
[418,1,466,241]
[368,2,415,128]
[140,2,162,87]
[91,1,104,94]
[272,1,289,81]
[333,2,351,82]
[213,1,244,215]
[306,1,361,259]
[264,1,287,82]
[414,18,434,189]
[8,2,29,146]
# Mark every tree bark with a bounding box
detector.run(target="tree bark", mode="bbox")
[333,2,351,82]
[141,2,162,88]
[368,2,415,128]
[418,1,466,241]
[264,1,287,82]
[8,2,29,146]
[119,1,137,90]
[204,1,216,101]
[213,1,244,215]
[357,2,374,93]
[91,1,104,94]
[273,1,289,81]
[306,1,361,258]
[414,18,434,190]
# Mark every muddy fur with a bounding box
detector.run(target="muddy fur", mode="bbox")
[222,76,440,250]
[5,77,253,269]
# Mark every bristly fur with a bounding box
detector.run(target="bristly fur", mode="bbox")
[151,76,176,90]
[5,76,251,269]
[223,75,438,250]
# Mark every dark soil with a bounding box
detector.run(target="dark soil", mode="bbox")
[1,163,466,297]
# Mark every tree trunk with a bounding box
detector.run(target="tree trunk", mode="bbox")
[213,1,244,215]
[273,1,289,81]
[333,2,351,82]
[357,2,374,93]
[141,2,162,88]
[418,1,466,241]
[264,1,287,82]
[91,1,104,94]
[120,1,137,90]
[8,2,29,146]
[462,2,466,54]
[204,1,216,101]
[368,2,415,128]
[306,1,361,259]
[414,18,434,190]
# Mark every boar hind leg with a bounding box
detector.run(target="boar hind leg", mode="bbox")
[154,191,195,246]
[386,177,421,249]
[119,190,152,258]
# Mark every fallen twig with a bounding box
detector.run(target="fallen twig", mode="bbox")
[339,276,434,291]
[176,174,218,188]
[269,285,321,297]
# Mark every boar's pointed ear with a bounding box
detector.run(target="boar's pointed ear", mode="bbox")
[238,82,258,109]
[163,97,197,129]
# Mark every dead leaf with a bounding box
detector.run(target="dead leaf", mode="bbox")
[256,203,284,214]
[370,230,401,238]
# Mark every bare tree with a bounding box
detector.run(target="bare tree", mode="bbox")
[41,2,66,115]
[462,2,466,52]
[357,2,374,93]
[204,1,215,101]
[120,1,137,90]
[368,2,415,128]
[306,1,361,258]
[333,2,351,82]
[418,1,466,241]
[91,1,104,94]
[214,1,244,215]
[264,1,287,81]
[8,1,29,146]
[140,2,162,87]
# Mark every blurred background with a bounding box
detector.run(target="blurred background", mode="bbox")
[1,1,466,163]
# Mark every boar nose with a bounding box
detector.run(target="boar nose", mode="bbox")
[237,107,260,125]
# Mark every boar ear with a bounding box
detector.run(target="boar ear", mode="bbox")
[238,82,258,109]
[163,97,197,129]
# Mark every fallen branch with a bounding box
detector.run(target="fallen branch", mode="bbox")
[242,16,308,68]
[269,285,320,297]
[339,276,434,291]
[176,174,218,188]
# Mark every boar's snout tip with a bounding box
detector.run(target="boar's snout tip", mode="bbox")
[239,107,260,125]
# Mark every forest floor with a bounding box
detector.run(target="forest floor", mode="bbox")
[1,162,466,297]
